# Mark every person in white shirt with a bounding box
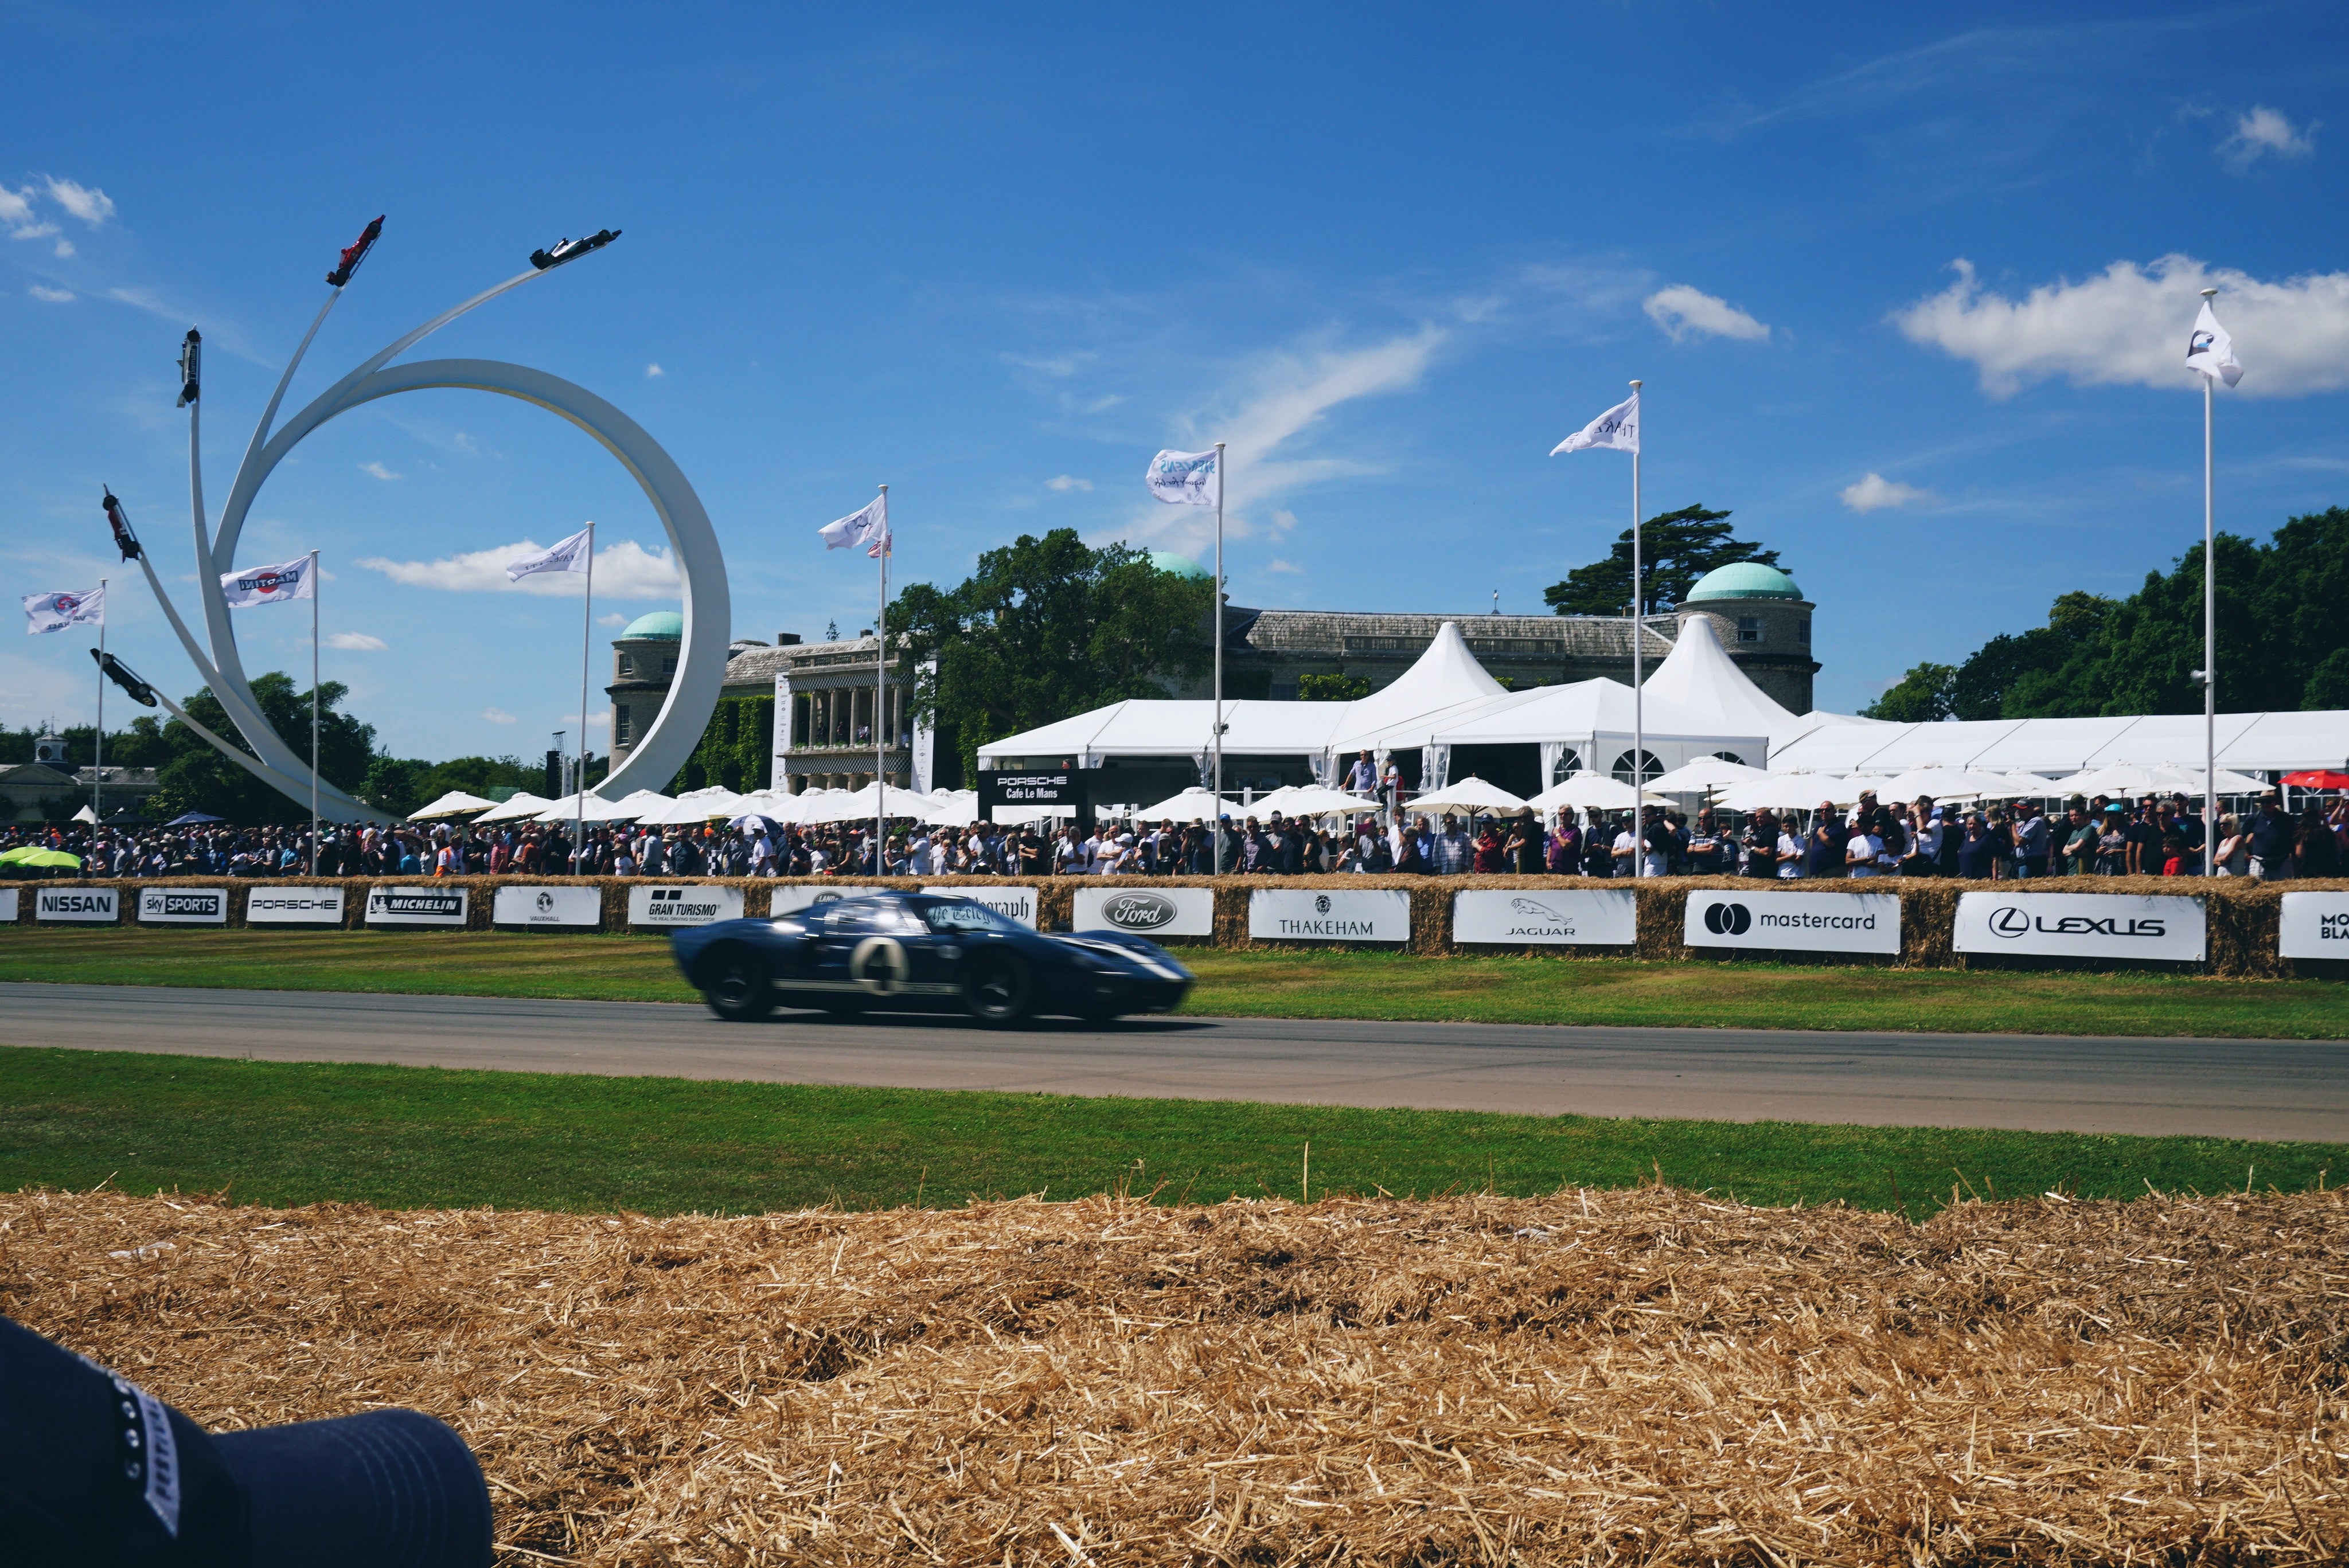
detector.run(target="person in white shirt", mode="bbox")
[1612,823,1640,874]
[1776,826,1805,878]
[1844,828,1884,878]
[1344,749,1378,796]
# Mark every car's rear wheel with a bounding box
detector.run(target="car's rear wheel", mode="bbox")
[701,944,774,1022]
[961,954,1033,1027]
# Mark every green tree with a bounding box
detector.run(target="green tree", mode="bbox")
[1542,505,1784,616]
[889,530,1215,780]
[1862,662,1957,722]
[148,672,379,823]
[1297,671,1371,702]
[668,697,775,793]
[2305,648,2349,709]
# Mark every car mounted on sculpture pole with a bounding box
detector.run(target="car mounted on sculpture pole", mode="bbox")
[672,890,1193,1027]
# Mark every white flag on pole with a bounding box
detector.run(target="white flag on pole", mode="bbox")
[1551,390,1640,455]
[2186,299,2243,388]
[22,584,104,635]
[1146,448,1222,506]
[820,493,890,558]
[218,555,315,608]
[505,526,595,581]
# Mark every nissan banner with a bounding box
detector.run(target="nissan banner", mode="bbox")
[2279,891,2349,960]
[364,886,469,926]
[36,886,118,922]
[923,884,1039,928]
[247,887,345,925]
[1683,890,1901,955]
[492,886,602,929]
[1248,888,1411,943]
[1073,885,1214,938]
[1453,888,1636,947]
[1953,892,2206,961]
[628,885,746,928]
[138,887,227,925]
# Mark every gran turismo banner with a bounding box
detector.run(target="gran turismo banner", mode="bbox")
[772,885,883,914]
[364,886,469,926]
[491,886,603,929]
[628,885,746,928]
[138,887,227,925]
[1453,888,1636,947]
[1683,890,1901,955]
[1248,888,1411,944]
[1074,885,1215,938]
[2274,891,2349,961]
[1952,892,2206,962]
[37,886,118,922]
[923,885,1039,928]
[246,887,345,924]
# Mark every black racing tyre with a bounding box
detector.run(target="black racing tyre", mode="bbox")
[700,944,774,1022]
[961,954,1034,1027]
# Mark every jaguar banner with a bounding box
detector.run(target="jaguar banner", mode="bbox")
[1453,888,1636,947]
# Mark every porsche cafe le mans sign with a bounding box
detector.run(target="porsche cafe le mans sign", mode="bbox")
[1952,891,2207,961]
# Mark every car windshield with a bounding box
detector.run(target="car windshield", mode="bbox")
[919,900,1012,934]
[824,901,926,936]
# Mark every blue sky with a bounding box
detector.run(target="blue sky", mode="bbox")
[6,3,2347,756]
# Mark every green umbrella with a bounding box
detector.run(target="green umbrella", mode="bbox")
[10,848,82,869]
[0,844,47,863]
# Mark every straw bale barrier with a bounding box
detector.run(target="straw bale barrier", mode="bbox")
[9,873,2347,978]
[6,1186,2344,1565]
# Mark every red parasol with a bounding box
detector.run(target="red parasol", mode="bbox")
[2280,769,2349,789]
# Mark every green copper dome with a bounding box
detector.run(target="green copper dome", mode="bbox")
[616,609,684,640]
[1148,550,1212,581]
[1685,561,1804,602]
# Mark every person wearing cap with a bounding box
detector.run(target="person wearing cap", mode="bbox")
[0,1312,491,1567]
[2095,805,2131,875]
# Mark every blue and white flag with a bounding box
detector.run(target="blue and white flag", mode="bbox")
[1551,390,1640,456]
[218,556,314,608]
[22,584,104,635]
[2186,299,2244,388]
[820,494,890,558]
[1146,447,1221,507]
[505,526,594,581]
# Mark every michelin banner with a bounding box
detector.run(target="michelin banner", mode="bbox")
[1683,890,1901,955]
[1074,886,1215,938]
[1453,888,1636,947]
[365,886,469,926]
[491,886,603,929]
[246,887,345,925]
[628,885,746,928]
[36,886,118,922]
[1952,892,2205,961]
[2275,891,2349,961]
[923,884,1039,928]
[138,887,228,925]
[1248,888,1411,943]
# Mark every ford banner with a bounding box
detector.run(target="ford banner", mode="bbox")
[1073,885,1214,938]
[1683,890,1901,955]
[1952,892,2206,962]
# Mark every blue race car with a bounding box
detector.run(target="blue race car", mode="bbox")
[671,890,1194,1026]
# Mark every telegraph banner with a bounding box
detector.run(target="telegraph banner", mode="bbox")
[36,886,119,922]
[1074,885,1215,938]
[246,887,345,924]
[1683,890,1901,955]
[492,885,602,929]
[772,884,882,914]
[628,884,745,928]
[1454,887,1636,947]
[364,886,469,926]
[1953,892,2205,961]
[138,887,227,925]
[1248,888,1410,943]
[924,884,1039,928]
[2275,891,2349,960]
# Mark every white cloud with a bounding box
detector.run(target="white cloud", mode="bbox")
[42,178,114,226]
[1267,558,1305,574]
[358,460,401,482]
[326,631,388,651]
[1894,255,2349,397]
[358,537,681,600]
[52,238,73,257]
[645,362,664,378]
[2218,105,2315,169]
[1840,472,1934,513]
[27,285,72,303]
[1006,350,1094,378]
[598,612,628,628]
[481,707,517,725]
[1642,284,1771,343]
[1,182,57,241]
[1044,474,1092,492]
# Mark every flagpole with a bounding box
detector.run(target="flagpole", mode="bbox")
[93,577,107,828]
[1629,379,1643,878]
[577,520,595,873]
[1212,440,1226,868]
[875,483,888,874]
[309,548,320,875]
[2200,287,2217,877]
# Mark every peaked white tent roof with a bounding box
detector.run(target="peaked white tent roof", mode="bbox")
[1767,709,2349,779]
[1639,614,1806,742]
[1322,621,1508,752]
[1418,678,1760,752]
[974,699,1351,763]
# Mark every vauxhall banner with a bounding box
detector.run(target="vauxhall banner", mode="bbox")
[491,886,603,929]
[138,887,227,925]
[1953,892,2206,962]
[1248,888,1410,943]
[2275,891,2349,960]
[246,887,345,924]
[37,886,119,922]
[923,885,1039,928]
[1074,885,1214,939]
[628,884,746,928]
[1453,888,1636,947]
[365,886,469,926]
[1683,890,1901,955]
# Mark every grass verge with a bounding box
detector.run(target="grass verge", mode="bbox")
[2,1044,2336,1217]
[3,926,2346,1037]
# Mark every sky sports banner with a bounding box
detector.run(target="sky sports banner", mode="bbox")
[1074,885,1215,939]
[245,887,345,924]
[629,885,746,928]
[1248,888,1411,943]
[138,887,227,925]
[365,886,469,926]
[772,884,882,914]
[1683,890,1901,955]
[1952,892,2206,962]
[37,886,118,922]
[923,885,1039,928]
[491,886,602,929]
[1453,888,1636,947]
[2278,891,2349,960]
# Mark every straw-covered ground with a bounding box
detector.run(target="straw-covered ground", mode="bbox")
[6,1186,2345,1566]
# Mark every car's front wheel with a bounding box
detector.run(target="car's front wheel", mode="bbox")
[700,944,774,1022]
[961,954,1033,1027]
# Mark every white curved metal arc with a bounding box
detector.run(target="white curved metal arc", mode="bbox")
[220,289,344,570]
[149,687,385,824]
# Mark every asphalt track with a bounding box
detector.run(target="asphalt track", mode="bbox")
[7,981,2346,1141]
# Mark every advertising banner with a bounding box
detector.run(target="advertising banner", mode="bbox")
[1248,888,1411,943]
[1073,885,1215,938]
[924,883,1039,928]
[1683,890,1901,955]
[36,886,118,922]
[627,884,746,928]
[2275,891,2349,961]
[138,887,228,925]
[246,887,345,925]
[771,884,882,914]
[1953,892,2206,961]
[1453,888,1636,947]
[0,889,17,923]
[491,886,603,929]
[364,886,469,927]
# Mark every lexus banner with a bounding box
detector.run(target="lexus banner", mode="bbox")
[1952,892,2206,962]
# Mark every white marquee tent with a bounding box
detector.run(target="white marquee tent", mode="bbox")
[1766,710,2349,781]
